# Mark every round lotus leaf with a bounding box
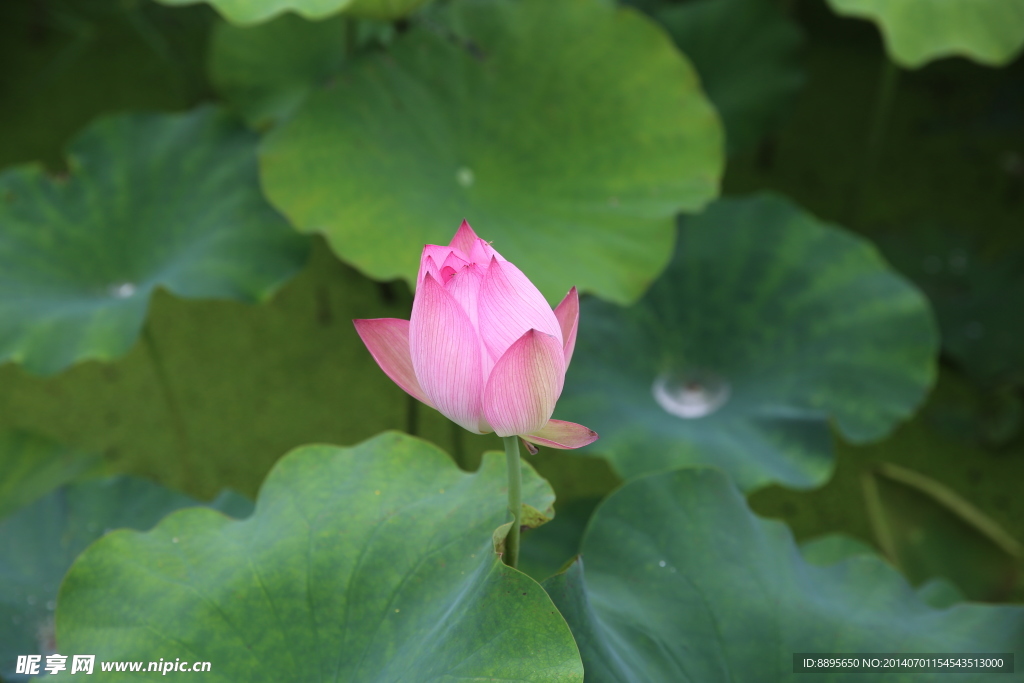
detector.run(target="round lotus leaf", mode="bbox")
[556,193,938,491]
[0,106,309,376]
[0,476,251,682]
[656,0,805,153]
[543,468,1024,682]
[261,0,724,305]
[157,0,430,25]
[53,432,583,681]
[827,0,1024,68]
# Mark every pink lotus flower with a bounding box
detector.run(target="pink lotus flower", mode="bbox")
[354,221,598,450]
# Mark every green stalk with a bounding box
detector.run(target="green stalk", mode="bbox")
[847,56,900,222]
[346,16,359,58]
[502,435,523,569]
[142,320,193,486]
[864,58,900,179]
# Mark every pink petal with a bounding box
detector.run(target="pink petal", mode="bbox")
[444,263,483,325]
[409,273,486,434]
[439,251,469,284]
[448,219,480,255]
[483,329,566,437]
[417,245,453,288]
[479,257,562,364]
[443,262,493,378]
[521,420,599,450]
[553,287,579,368]
[353,319,435,409]
[449,219,507,265]
[468,237,506,265]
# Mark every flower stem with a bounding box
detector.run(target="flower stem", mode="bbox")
[502,435,523,569]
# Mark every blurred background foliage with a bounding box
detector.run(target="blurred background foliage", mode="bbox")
[0,0,1023,672]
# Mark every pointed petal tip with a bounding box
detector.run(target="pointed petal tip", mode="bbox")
[450,219,480,253]
[483,328,565,437]
[554,287,580,367]
[352,317,434,410]
[521,419,598,450]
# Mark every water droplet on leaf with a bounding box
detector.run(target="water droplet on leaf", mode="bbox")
[652,370,730,419]
[455,166,475,187]
[109,282,137,298]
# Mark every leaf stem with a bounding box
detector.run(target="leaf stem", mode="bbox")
[346,16,359,58]
[502,435,522,569]
[142,319,193,486]
[865,57,900,178]
[848,56,900,222]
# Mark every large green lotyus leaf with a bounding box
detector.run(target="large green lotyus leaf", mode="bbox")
[826,0,1024,68]
[261,0,724,305]
[556,193,939,491]
[0,476,251,682]
[543,468,1024,682]
[0,106,309,375]
[53,432,583,681]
